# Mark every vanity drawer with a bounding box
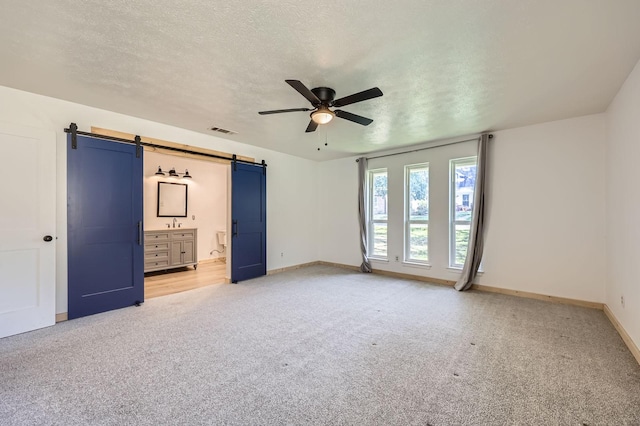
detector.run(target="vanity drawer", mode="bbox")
[145,259,170,270]
[143,229,197,273]
[145,232,170,241]
[145,250,169,260]
[145,242,170,251]
[172,231,195,240]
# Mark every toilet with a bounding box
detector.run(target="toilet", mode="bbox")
[217,231,227,248]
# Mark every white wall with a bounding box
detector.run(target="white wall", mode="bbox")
[478,115,606,302]
[267,154,320,267]
[0,85,320,314]
[144,151,227,261]
[605,58,640,350]
[318,157,361,266]
[319,114,607,303]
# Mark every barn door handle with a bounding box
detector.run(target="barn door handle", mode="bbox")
[137,221,143,245]
[232,220,238,237]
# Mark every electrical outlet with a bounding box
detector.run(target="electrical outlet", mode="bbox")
[281,252,284,257]
[621,295,625,308]
[395,255,399,262]
[192,215,195,220]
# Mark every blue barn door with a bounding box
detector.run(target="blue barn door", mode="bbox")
[67,135,144,319]
[231,162,266,282]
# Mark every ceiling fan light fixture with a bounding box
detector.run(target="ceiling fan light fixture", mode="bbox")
[311,107,335,125]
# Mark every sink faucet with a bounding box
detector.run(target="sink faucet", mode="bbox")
[173,218,177,228]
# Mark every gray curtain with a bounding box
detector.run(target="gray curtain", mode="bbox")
[357,157,372,273]
[455,134,489,291]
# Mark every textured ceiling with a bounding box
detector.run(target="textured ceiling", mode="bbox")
[1,1,640,161]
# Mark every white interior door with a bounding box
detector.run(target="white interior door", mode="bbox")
[0,123,56,338]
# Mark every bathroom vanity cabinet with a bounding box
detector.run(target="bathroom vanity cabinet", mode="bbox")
[144,229,197,273]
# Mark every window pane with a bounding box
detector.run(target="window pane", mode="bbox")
[372,223,387,257]
[408,167,428,221]
[455,224,470,266]
[454,164,476,221]
[371,171,388,220]
[409,223,428,261]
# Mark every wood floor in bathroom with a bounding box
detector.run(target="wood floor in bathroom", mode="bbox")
[144,260,227,299]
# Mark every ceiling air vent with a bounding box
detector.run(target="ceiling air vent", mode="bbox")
[209,126,237,135]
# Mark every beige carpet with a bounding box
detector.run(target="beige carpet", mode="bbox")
[1,265,638,425]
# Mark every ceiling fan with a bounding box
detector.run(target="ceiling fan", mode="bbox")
[259,80,383,133]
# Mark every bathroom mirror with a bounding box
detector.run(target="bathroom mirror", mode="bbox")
[157,182,188,217]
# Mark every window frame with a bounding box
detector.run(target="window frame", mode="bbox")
[449,156,477,268]
[404,163,429,264]
[368,168,388,260]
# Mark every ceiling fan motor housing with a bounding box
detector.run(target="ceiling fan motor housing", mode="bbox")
[311,87,336,105]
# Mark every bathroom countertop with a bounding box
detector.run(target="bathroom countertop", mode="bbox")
[146,227,196,231]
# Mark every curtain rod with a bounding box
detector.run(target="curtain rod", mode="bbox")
[64,123,267,167]
[357,134,493,162]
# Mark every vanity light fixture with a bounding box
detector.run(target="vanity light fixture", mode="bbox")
[155,166,193,179]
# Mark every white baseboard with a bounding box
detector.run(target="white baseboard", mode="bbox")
[470,283,603,310]
[198,257,226,264]
[267,261,320,275]
[316,261,360,272]
[603,304,640,365]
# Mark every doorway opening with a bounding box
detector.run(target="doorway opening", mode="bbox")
[143,150,229,298]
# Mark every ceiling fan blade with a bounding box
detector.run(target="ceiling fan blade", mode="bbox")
[259,108,312,115]
[332,87,383,107]
[305,120,318,133]
[334,110,374,126]
[286,80,321,106]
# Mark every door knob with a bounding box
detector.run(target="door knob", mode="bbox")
[43,235,53,242]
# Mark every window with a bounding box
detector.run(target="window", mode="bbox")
[368,169,388,258]
[450,157,477,267]
[405,164,429,263]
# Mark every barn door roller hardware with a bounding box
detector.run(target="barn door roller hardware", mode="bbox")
[70,122,78,149]
[134,135,141,158]
[64,123,267,167]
